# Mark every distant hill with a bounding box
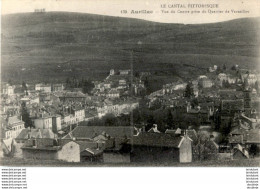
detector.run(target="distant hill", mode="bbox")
[1,12,260,84]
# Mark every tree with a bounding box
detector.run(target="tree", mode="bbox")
[65,77,71,89]
[193,132,209,161]
[8,79,13,86]
[21,102,33,128]
[249,144,259,157]
[219,118,232,139]
[134,72,140,78]
[149,98,161,110]
[133,109,141,124]
[243,79,249,90]
[22,81,27,92]
[216,66,222,74]
[255,81,259,94]
[143,77,150,94]
[153,109,167,132]
[166,108,174,128]
[146,114,155,129]
[222,80,230,88]
[104,114,117,126]
[184,82,194,98]
[222,64,227,71]
[231,65,237,71]
[81,80,94,94]
[191,98,199,107]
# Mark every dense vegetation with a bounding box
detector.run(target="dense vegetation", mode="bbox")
[2,12,259,91]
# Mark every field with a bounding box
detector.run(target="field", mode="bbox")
[1,12,260,87]
[1,157,259,167]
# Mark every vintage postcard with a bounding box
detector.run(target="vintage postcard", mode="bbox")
[1,0,259,170]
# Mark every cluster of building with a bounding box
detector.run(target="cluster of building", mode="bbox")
[2,124,194,163]
[147,68,260,160]
[0,66,259,164]
[0,69,142,162]
[93,69,145,98]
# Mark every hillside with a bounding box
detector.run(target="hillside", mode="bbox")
[1,12,260,84]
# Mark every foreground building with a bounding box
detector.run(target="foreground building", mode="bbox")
[130,133,193,163]
[21,138,80,162]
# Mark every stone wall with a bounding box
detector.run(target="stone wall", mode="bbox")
[57,141,80,162]
[179,138,192,163]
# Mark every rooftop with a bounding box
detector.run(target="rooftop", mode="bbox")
[63,126,133,140]
[132,133,191,148]
[16,128,55,140]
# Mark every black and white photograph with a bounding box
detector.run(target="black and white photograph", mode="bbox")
[1,0,259,172]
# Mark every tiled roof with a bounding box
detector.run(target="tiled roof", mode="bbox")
[85,111,97,118]
[22,138,58,150]
[52,84,63,87]
[219,90,243,99]
[233,144,249,158]
[165,129,197,141]
[186,129,198,141]
[1,127,6,138]
[106,75,131,82]
[251,100,260,112]
[230,127,248,135]
[63,126,133,140]
[221,99,244,111]
[132,133,189,148]
[54,91,86,98]
[175,128,182,134]
[16,128,55,140]
[229,128,260,144]
[73,105,84,111]
[8,116,24,125]
[244,129,260,144]
[0,117,8,127]
[229,135,243,144]
[84,148,103,155]
[22,138,78,151]
[74,141,98,152]
[165,129,176,134]
[204,140,219,150]
[108,89,120,94]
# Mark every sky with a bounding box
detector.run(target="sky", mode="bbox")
[1,0,260,24]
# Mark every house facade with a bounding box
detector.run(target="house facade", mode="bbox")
[21,139,80,162]
[33,114,53,129]
[130,133,192,163]
[1,116,25,139]
[35,84,52,92]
